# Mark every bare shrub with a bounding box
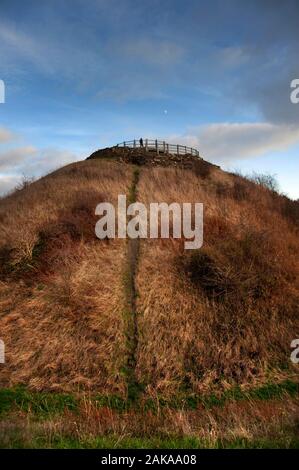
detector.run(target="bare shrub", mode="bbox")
[247,172,279,193]
[14,175,35,192]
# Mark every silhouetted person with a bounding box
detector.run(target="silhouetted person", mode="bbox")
[139,137,143,147]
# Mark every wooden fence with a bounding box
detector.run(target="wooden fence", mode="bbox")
[116,139,199,157]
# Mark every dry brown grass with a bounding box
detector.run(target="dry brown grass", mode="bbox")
[136,166,299,396]
[0,160,131,393]
[1,159,298,400]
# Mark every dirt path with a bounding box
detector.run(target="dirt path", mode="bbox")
[123,167,142,401]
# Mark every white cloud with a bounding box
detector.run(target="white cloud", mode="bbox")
[170,122,299,164]
[0,175,20,196]
[0,146,37,170]
[0,174,21,196]
[0,145,81,195]
[0,127,15,143]
[24,148,80,175]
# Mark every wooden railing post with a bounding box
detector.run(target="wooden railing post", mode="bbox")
[116,139,199,158]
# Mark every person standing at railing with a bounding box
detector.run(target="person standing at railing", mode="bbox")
[139,137,143,147]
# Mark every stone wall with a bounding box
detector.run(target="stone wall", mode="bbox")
[87,146,220,172]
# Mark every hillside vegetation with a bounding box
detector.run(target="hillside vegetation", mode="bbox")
[0,160,130,393]
[136,166,299,395]
[0,155,298,448]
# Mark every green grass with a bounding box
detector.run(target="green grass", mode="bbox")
[0,379,298,417]
[2,434,299,449]
[1,379,298,449]
[0,386,77,417]
[143,379,299,410]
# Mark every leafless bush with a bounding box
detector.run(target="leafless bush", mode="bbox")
[247,172,279,193]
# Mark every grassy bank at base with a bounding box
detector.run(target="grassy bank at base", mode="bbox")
[1,434,299,449]
[0,379,298,417]
[1,380,298,449]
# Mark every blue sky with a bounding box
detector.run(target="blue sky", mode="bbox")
[0,0,299,197]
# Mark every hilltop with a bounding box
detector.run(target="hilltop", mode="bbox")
[0,147,299,448]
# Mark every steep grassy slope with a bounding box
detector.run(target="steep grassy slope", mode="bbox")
[0,160,130,392]
[136,166,299,396]
[0,155,298,448]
